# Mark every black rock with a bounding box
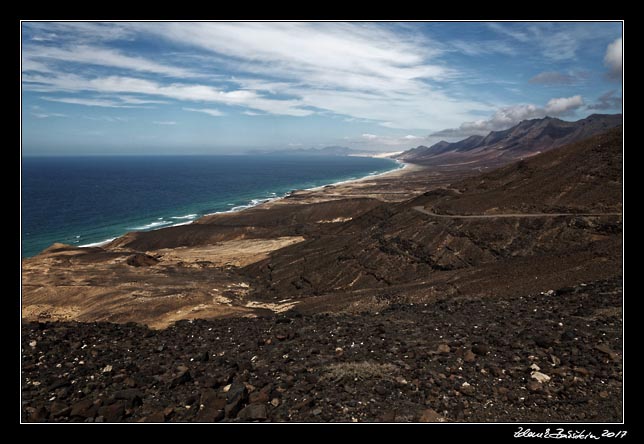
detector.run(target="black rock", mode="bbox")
[374,385,388,396]
[70,398,98,418]
[237,404,268,421]
[472,343,489,355]
[50,402,71,418]
[225,396,244,419]
[144,411,166,422]
[225,382,249,418]
[196,395,226,422]
[126,253,159,267]
[195,351,209,362]
[48,379,71,391]
[114,389,143,408]
[226,382,248,404]
[29,406,49,422]
[98,401,126,422]
[170,370,192,388]
[535,336,555,348]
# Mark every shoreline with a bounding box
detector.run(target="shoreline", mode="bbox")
[283,158,407,193]
[72,157,410,251]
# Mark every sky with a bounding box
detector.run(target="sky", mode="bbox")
[21,21,623,155]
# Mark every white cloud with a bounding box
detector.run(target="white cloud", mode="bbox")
[604,37,622,79]
[21,22,497,129]
[135,22,489,128]
[25,23,607,133]
[404,134,423,140]
[183,107,224,117]
[432,95,585,138]
[544,95,584,115]
[362,133,378,140]
[30,33,58,42]
[153,120,177,125]
[150,22,449,87]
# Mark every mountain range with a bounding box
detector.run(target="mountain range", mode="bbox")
[396,114,622,168]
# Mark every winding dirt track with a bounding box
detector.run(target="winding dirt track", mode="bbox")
[411,206,622,219]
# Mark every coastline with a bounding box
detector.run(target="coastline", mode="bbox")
[22,155,428,328]
[76,157,413,250]
[300,159,408,192]
[22,155,426,328]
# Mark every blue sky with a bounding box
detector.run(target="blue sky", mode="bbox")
[21,21,622,155]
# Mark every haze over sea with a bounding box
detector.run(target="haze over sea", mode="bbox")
[22,155,398,258]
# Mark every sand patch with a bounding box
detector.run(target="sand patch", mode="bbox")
[22,303,81,322]
[156,236,306,268]
[244,300,298,313]
[317,217,353,224]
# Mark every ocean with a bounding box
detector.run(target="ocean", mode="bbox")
[21,155,399,258]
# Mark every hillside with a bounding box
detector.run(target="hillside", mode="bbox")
[412,126,623,215]
[244,127,622,308]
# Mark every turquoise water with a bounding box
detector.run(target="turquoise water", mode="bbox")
[22,155,399,257]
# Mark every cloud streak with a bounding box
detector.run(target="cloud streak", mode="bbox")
[24,44,197,78]
[22,22,493,129]
[30,112,67,119]
[183,107,224,117]
[487,22,605,61]
[41,96,138,108]
[144,22,487,129]
[24,72,312,116]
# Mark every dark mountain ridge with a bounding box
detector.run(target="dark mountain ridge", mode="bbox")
[398,114,622,167]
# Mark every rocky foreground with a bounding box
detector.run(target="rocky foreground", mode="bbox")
[22,278,622,423]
